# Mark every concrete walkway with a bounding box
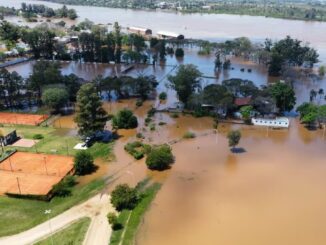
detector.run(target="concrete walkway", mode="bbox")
[0,194,114,245]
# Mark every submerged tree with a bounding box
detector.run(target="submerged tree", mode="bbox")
[227,130,241,150]
[168,64,202,107]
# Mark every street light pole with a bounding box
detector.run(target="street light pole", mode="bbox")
[44,209,54,245]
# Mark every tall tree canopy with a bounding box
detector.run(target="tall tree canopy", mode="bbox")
[75,83,108,137]
[168,64,202,106]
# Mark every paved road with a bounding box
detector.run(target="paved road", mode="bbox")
[0,194,114,245]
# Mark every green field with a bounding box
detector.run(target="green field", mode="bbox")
[110,183,161,245]
[0,125,80,156]
[0,179,105,237]
[35,217,91,245]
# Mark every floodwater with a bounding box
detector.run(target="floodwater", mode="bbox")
[1,0,326,62]
[6,46,326,106]
[136,120,326,245]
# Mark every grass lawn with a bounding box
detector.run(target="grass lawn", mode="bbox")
[1,125,80,156]
[1,125,115,158]
[0,179,105,237]
[35,217,91,245]
[109,183,161,245]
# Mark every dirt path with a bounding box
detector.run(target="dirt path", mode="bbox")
[0,194,114,245]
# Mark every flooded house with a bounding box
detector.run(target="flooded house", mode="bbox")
[127,26,152,37]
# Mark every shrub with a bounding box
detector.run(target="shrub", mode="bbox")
[146,144,174,171]
[159,92,167,100]
[175,48,184,58]
[158,122,166,126]
[183,131,196,139]
[150,124,156,131]
[74,151,95,175]
[240,68,245,72]
[124,141,145,160]
[112,109,138,129]
[135,100,143,107]
[145,117,152,124]
[111,184,138,211]
[107,212,122,230]
[32,134,44,140]
[136,132,144,139]
[147,108,156,118]
[227,130,241,149]
[170,113,179,118]
[51,176,76,197]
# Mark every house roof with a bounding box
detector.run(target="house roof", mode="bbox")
[234,97,251,106]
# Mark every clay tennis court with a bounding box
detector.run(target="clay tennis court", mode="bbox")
[0,152,74,196]
[0,112,49,126]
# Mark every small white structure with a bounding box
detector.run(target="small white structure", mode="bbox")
[74,143,88,150]
[157,31,184,40]
[251,117,290,128]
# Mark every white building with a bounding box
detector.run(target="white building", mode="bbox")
[251,117,290,128]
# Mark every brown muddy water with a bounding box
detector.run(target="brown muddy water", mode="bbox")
[6,47,326,107]
[136,119,326,245]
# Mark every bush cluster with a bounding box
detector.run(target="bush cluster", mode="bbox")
[146,144,174,171]
[111,184,138,211]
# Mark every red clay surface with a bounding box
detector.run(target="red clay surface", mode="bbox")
[0,152,74,196]
[0,112,49,126]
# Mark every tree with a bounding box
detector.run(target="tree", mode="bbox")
[112,109,138,129]
[227,130,241,150]
[113,22,122,63]
[296,102,318,126]
[268,82,296,113]
[42,87,69,112]
[168,64,202,107]
[319,65,325,77]
[146,144,174,170]
[0,68,23,108]
[134,75,158,100]
[74,151,95,175]
[0,21,20,48]
[111,184,138,211]
[28,61,62,100]
[21,26,55,58]
[240,105,253,124]
[75,83,108,137]
[175,48,184,58]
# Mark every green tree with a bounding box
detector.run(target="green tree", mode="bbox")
[111,184,138,211]
[21,26,55,58]
[269,82,296,113]
[240,105,253,124]
[168,64,202,107]
[319,66,326,77]
[113,22,122,63]
[74,151,95,175]
[75,83,108,137]
[146,144,174,170]
[227,130,241,150]
[175,48,184,58]
[112,109,138,129]
[0,21,20,48]
[42,87,69,112]
[28,61,62,100]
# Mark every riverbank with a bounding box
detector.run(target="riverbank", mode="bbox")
[37,0,326,23]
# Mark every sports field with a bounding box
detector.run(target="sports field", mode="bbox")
[0,152,74,196]
[0,112,49,126]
